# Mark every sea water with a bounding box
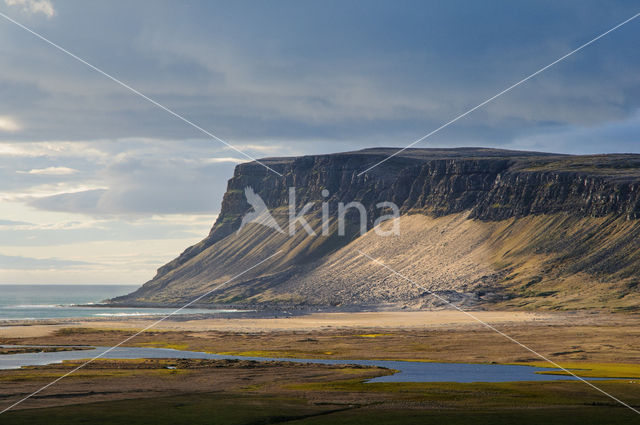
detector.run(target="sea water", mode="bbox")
[0,284,234,320]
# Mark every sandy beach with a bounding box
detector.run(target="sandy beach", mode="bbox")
[0,310,555,338]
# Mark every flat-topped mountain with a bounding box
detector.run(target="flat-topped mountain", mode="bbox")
[112,148,640,311]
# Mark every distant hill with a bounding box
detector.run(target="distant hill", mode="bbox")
[111,148,640,311]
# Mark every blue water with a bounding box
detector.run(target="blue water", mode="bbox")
[0,346,614,383]
[0,285,237,320]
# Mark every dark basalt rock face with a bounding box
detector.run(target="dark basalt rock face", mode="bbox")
[151,148,640,282]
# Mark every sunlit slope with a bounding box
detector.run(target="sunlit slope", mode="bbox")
[117,211,640,310]
[252,213,640,310]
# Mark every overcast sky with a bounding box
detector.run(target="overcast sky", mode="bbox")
[0,0,639,284]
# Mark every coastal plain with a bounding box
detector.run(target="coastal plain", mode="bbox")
[1,310,639,424]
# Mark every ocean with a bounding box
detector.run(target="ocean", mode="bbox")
[0,284,234,321]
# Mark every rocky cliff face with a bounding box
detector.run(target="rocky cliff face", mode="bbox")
[113,148,640,310]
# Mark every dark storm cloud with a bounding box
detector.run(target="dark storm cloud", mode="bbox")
[1,0,640,220]
[0,0,638,149]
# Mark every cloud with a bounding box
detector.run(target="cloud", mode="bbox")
[234,144,286,154]
[0,254,94,270]
[4,0,55,18]
[0,182,108,202]
[0,141,107,159]
[0,138,239,216]
[0,2,636,148]
[507,109,640,154]
[28,188,107,213]
[17,166,78,175]
[0,217,106,231]
[0,116,21,133]
[202,157,248,164]
[0,219,30,226]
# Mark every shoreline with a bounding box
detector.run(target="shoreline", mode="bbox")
[0,302,420,326]
[0,310,560,338]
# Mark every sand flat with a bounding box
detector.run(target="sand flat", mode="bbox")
[0,311,553,337]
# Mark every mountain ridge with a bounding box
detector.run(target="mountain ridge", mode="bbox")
[111,147,640,310]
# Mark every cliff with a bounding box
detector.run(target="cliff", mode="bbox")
[112,148,640,311]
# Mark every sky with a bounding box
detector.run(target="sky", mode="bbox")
[0,0,639,285]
